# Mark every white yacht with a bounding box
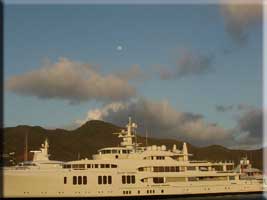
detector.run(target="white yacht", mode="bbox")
[3,118,267,198]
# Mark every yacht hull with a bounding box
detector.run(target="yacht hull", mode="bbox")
[3,170,264,198]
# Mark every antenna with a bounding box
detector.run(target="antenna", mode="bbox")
[24,131,28,162]
[134,127,137,152]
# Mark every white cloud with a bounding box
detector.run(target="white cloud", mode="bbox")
[75,102,126,125]
[5,58,136,104]
[115,64,145,81]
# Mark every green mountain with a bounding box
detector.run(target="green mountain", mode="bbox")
[3,120,263,169]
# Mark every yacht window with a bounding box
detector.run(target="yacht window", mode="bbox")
[87,164,91,168]
[101,164,105,168]
[63,164,71,169]
[73,176,77,185]
[108,176,112,184]
[64,177,67,184]
[103,176,107,184]
[78,176,82,185]
[112,150,117,154]
[138,167,144,171]
[78,164,85,169]
[187,166,195,171]
[98,176,102,184]
[198,176,227,181]
[166,177,186,182]
[131,175,135,184]
[159,167,164,172]
[115,155,118,159]
[23,163,36,166]
[199,166,208,171]
[154,167,159,172]
[72,164,85,169]
[122,175,135,184]
[111,164,117,168]
[72,164,79,168]
[214,166,223,171]
[83,176,87,185]
[122,150,127,154]
[153,177,164,183]
[229,176,235,181]
[105,164,110,168]
[127,175,131,184]
[122,176,126,184]
[95,164,99,168]
[188,177,198,181]
[140,178,147,183]
[171,166,175,172]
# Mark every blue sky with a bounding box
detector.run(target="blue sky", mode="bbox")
[4,3,263,148]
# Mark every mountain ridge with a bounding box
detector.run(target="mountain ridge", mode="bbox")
[3,120,264,169]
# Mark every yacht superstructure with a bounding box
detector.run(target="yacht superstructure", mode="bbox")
[3,118,266,198]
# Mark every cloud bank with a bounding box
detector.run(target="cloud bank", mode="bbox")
[76,98,233,147]
[6,58,137,104]
[159,49,214,80]
[221,2,262,45]
[234,108,262,147]
[215,104,255,113]
[76,99,263,148]
[215,105,234,112]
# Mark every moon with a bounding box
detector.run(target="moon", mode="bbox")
[116,45,123,51]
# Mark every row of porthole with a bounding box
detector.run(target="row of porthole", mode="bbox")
[123,189,164,195]
[97,191,112,193]
[186,187,231,191]
[24,190,165,196]
[147,189,155,194]
[123,190,132,195]
[25,191,92,195]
